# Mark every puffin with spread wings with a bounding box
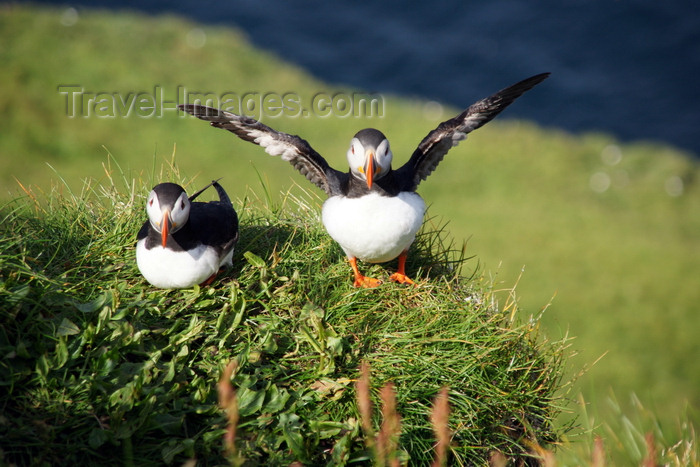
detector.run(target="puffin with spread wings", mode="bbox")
[179,73,549,288]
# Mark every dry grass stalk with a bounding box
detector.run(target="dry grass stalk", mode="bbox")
[356,361,403,466]
[217,361,239,458]
[525,438,557,467]
[356,360,375,449]
[542,449,557,466]
[377,382,402,467]
[489,450,507,467]
[430,387,451,467]
[591,435,606,467]
[642,432,657,467]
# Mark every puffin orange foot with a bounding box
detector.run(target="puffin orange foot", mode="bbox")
[348,256,382,288]
[389,272,416,286]
[353,275,383,288]
[199,271,219,287]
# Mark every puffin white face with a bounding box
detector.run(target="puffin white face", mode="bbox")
[347,129,393,189]
[146,186,191,247]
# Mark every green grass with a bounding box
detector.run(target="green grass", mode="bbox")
[2,4,699,463]
[1,168,568,465]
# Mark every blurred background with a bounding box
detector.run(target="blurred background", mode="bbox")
[29,0,700,156]
[2,0,698,457]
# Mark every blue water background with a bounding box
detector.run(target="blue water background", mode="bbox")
[34,0,700,156]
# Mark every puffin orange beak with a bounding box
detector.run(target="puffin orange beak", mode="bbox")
[161,211,170,247]
[365,150,375,189]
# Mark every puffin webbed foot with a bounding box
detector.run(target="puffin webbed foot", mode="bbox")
[348,257,382,288]
[389,272,415,286]
[353,275,383,288]
[199,273,218,287]
[389,250,416,286]
[199,267,227,287]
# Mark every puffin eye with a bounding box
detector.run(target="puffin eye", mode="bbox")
[149,199,153,206]
[380,142,389,157]
[181,200,186,210]
[351,145,355,155]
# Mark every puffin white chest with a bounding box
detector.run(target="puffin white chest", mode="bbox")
[136,240,232,289]
[321,192,426,263]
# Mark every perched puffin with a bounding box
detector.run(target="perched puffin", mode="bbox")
[179,73,548,287]
[136,179,239,289]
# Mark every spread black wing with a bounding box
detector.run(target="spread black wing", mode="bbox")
[179,104,347,196]
[394,73,550,191]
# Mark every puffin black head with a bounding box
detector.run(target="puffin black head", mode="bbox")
[347,128,393,189]
[145,183,191,247]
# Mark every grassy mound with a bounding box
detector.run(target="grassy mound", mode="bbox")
[3,6,700,425]
[0,171,568,465]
